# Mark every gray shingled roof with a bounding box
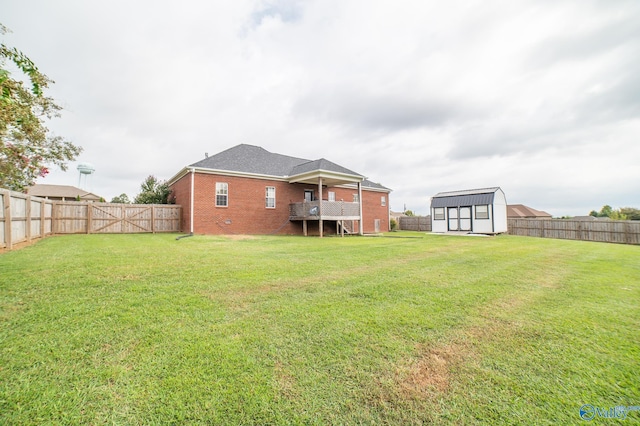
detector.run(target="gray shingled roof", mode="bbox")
[188,144,390,191]
[289,158,361,177]
[362,179,389,190]
[190,144,308,177]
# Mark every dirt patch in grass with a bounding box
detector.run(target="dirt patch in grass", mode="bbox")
[401,343,462,396]
[274,361,299,400]
[395,289,539,400]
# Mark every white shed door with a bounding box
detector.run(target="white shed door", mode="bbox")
[459,207,471,231]
[448,207,458,231]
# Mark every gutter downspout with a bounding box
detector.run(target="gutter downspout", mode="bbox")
[358,181,364,235]
[190,167,195,235]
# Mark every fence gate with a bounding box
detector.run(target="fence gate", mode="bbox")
[90,204,156,233]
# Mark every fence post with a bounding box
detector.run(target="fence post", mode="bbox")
[26,195,32,242]
[576,220,582,241]
[40,198,45,238]
[87,202,92,234]
[3,190,12,250]
[52,202,58,234]
[121,204,126,233]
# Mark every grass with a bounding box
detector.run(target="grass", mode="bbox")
[0,232,638,424]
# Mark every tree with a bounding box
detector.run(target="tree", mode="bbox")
[134,175,172,204]
[620,207,640,221]
[609,210,628,220]
[404,209,415,216]
[598,205,613,218]
[589,205,639,220]
[110,193,131,204]
[1,25,81,191]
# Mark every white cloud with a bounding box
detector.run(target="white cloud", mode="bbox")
[2,0,639,216]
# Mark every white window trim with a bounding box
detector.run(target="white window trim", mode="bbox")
[215,182,228,207]
[434,207,445,220]
[476,205,489,219]
[265,186,276,209]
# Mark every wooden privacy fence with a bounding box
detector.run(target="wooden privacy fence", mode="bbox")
[508,218,640,245]
[398,216,432,232]
[1,189,54,250]
[1,188,182,251]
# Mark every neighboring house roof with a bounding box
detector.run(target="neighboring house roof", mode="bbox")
[174,144,391,191]
[431,187,502,208]
[389,211,407,220]
[571,215,609,221]
[507,204,552,218]
[27,184,102,201]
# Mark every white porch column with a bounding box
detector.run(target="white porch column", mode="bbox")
[358,181,363,235]
[318,177,323,238]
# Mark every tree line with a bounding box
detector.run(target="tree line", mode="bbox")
[589,205,640,221]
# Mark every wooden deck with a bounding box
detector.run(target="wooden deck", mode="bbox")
[289,201,360,221]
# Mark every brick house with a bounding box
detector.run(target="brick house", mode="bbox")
[167,144,391,236]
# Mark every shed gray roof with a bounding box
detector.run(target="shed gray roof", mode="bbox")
[431,187,500,208]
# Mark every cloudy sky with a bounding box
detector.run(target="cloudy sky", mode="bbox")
[3,0,639,216]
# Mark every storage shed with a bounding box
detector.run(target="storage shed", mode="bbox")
[430,187,507,234]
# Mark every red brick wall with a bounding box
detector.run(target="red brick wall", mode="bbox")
[170,171,192,232]
[329,187,390,233]
[170,172,390,235]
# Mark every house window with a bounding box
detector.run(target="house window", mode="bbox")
[434,207,445,220]
[215,182,228,207]
[265,186,276,208]
[353,194,359,203]
[328,191,336,202]
[381,196,386,206]
[476,205,489,219]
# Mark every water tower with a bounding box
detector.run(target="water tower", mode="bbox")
[77,162,95,190]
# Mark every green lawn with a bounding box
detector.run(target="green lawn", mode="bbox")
[1,232,638,424]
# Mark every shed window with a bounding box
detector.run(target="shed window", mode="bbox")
[215,182,228,207]
[265,186,276,208]
[434,207,445,220]
[476,205,489,219]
